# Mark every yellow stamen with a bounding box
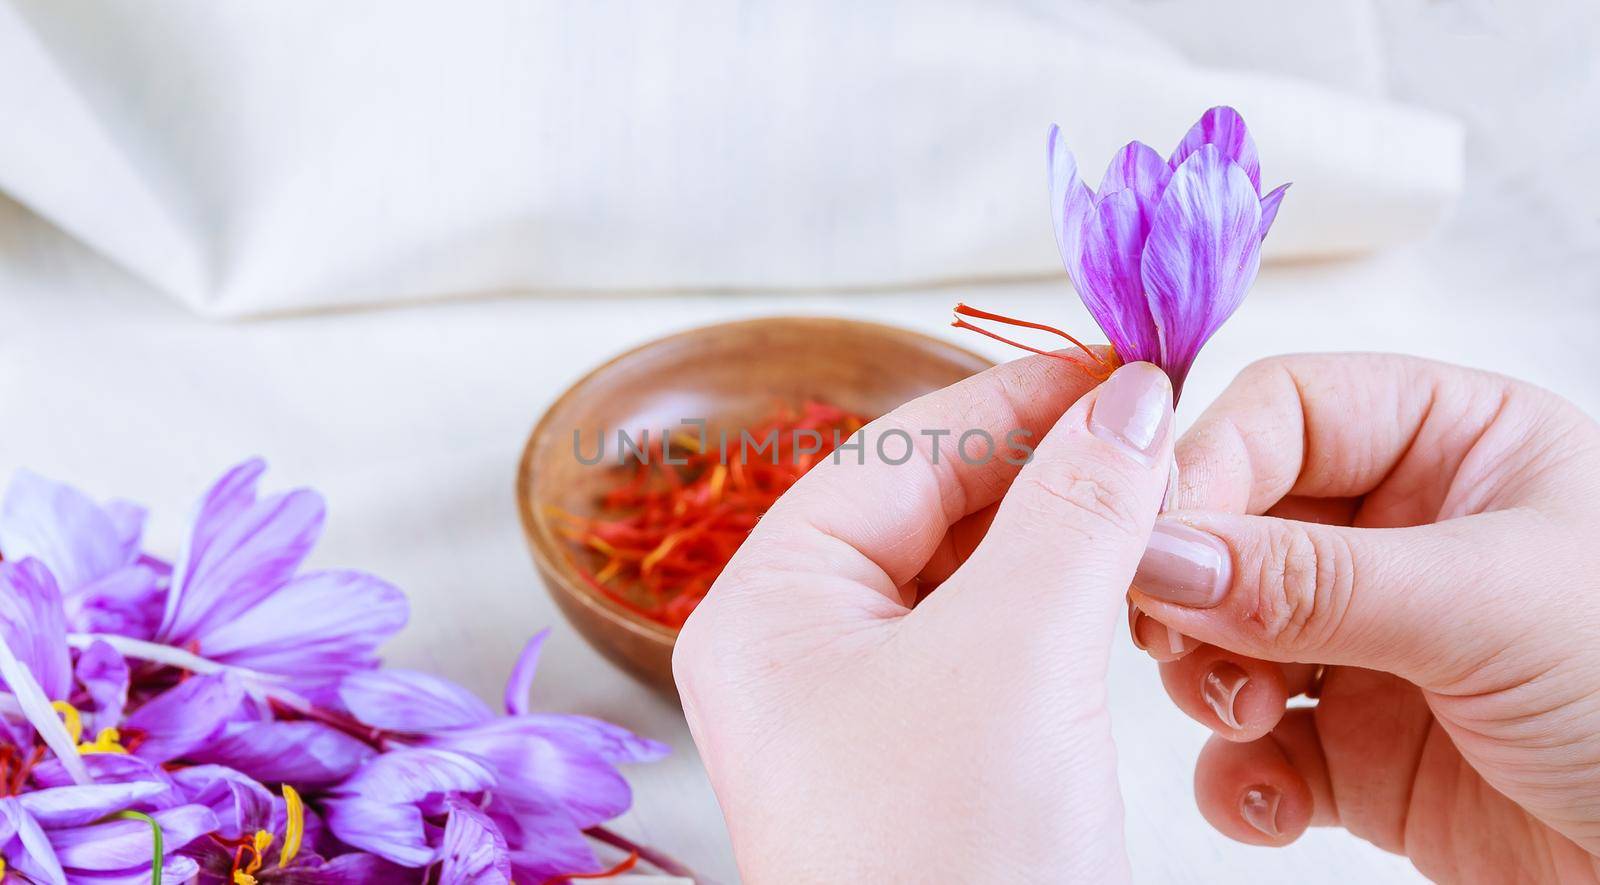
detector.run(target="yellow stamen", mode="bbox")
[280,784,305,867]
[50,701,83,744]
[670,431,703,453]
[250,830,273,869]
[77,727,129,755]
[231,828,273,884]
[1,855,8,880]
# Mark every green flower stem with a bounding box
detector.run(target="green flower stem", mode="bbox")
[106,810,163,885]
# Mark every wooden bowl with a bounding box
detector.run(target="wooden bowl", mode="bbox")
[515,316,991,694]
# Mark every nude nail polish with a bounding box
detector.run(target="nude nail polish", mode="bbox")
[1133,518,1231,607]
[1241,785,1282,837]
[1202,662,1249,730]
[1089,363,1173,465]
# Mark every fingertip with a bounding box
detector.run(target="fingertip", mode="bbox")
[1087,362,1175,469]
[1194,732,1314,847]
[1129,601,1197,662]
[1158,647,1287,741]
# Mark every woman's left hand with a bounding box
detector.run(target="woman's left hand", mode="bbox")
[674,356,1174,883]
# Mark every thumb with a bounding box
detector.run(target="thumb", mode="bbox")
[1128,509,1550,686]
[933,362,1174,639]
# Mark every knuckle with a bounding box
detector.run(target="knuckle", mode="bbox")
[1251,525,1355,653]
[1016,466,1144,538]
[670,611,712,690]
[1236,355,1292,384]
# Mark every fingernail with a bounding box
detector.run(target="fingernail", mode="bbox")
[1165,625,1187,656]
[1128,602,1148,652]
[1090,363,1173,464]
[1133,518,1231,607]
[1240,785,1282,837]
[1202,662,1249,730]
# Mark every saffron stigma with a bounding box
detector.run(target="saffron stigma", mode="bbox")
[951,303,1118,378]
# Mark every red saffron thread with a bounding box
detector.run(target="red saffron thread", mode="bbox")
[11,745,43,795]
[950,303,1118,377]
[537,850,640,885]
[559,400,869,628]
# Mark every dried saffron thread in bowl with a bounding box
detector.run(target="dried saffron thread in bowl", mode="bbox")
[553,400,869,628]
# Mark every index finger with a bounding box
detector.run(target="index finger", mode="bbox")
[733,351,1107,601]
[1174,353,1522,521]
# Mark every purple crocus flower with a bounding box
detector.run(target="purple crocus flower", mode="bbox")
[1048,106,1288,398]
[0,785,215,884]
[437,796,512,884]
[327,634,669,881]
[156,459,409,684]
[322,747,499,867]
[0,558,110,784]
[0,473,167,640]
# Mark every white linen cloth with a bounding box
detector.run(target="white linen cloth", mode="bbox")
[0,0,1463,316]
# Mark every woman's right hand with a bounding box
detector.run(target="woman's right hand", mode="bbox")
[1126,353,1600,882]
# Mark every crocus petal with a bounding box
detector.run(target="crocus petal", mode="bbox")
[0,610,88,785]
[325,749,497,867]
[276,852,417,884]
[0,471,134,592]
[186,720,376,786]
[333,747,497,802]
[515,714,671,766]
[1047,124,1096,284]
[48,804,217,870]
[0,797,68,885]
[321,799,437,868]
[32,754,174,791]
[197,569,408,680]
[65,565,166,641]
[1168,106,1261,192]
[127,672,244,763]
[18,782,169,828]
[1097,141,1171,215]
[74,640,130,731]
[1259,182,1291,242]
[67,856,198,885]
[503,630,550,717]
[340,670,495,732]
[438,797,512,885]
[427,719,633,829]
[160,459,325,645]
[497,802,599,885]
[1141,144,1264,397]
[167,764,274,839]
[100,501,146,561]
[0,559,73,700]
[1076,189,1162,365]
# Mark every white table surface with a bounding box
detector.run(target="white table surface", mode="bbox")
[3,190,1598,883]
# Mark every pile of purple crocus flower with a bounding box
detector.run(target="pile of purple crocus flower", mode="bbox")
[0,458,682,884]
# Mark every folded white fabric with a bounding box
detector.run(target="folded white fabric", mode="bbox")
[0,0,1462,316]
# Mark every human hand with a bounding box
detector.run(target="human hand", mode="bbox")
[674,357,1174,882]
[1128,354,1600,882]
